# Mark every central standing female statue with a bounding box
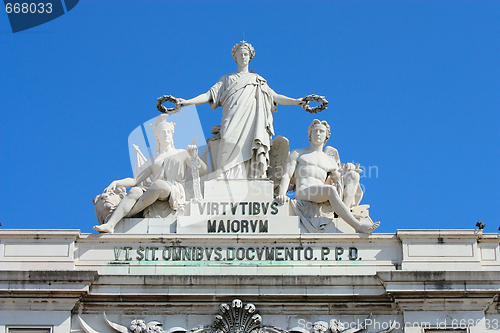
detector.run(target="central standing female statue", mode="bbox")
[179,40,306,179]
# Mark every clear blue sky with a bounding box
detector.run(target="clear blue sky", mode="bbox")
[1,1,499,233]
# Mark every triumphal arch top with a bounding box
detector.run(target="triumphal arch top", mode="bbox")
[0,40,499,333]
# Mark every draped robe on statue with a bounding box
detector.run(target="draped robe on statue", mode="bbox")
[209,72,277,178]
[137,149,188,218]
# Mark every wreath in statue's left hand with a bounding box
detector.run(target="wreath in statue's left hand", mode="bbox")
[301,94,328,114]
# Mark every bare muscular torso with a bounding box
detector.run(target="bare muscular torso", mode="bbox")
[293,148,337,191]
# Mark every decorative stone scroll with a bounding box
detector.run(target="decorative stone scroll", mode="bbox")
[78,299,395,333]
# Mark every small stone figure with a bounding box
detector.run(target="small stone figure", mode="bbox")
[276,119,379,233]
[313,321,329,333]
[329,319,346,333]
[93,114,207,233]
[130,320,147,333]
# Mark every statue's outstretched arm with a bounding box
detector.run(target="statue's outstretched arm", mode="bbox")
[178,91,211,106]
[272,92,305,106]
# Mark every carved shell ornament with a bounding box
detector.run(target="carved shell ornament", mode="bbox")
[156,95,181,115]
[78,299,395,333]
[212,299,262,333]
[301,94,328,114]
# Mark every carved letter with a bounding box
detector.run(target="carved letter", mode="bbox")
[246,247,255,260]
[231,220,240,233]
[262,202,269,215]
[208,220,216,233]
[230,202,239,215]
[250,220,258,232]
[253,202,260,215]
[136,247,145,261]
[276,247,284,261]
[214,247,222,261]
[259,220,268,233]
[295,247,303,260]
[335,247,344,261]
[151,247,159,261]
[348,247,358,260]
[241,220,249,233]
[285,247,294,260]
[172,247,181,261]
[196,247,204,260]
[236,247,245,260]
[304,247,313,260]
[240,202,248,215]
[270,202,279,215]
[220,202,229,215]
[265,247,275,260]
[218,220,226,233]
[124,247,132,261]
[256,247,265,260]
[212,202,220,215]
[227,247,235,260]
[163,247,171,260]
[198,202,207,215]
[113,247,122,261]
[321,247,330,261]
[182,247,191,260]
[205,247,214,260]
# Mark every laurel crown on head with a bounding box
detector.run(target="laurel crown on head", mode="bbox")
[231,39,255,63]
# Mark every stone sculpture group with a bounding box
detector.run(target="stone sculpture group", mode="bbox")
[93,40,379,234]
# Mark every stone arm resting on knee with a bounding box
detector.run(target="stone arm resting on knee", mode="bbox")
[106,163,154,191]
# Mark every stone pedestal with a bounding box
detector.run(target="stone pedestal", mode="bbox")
[113,217,177,234]
[203,179,274,201]
[179,179,300,234]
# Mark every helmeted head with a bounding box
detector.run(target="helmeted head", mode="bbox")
[231,40,255,63]
[151,114,175,153]
[308,119,331,145]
